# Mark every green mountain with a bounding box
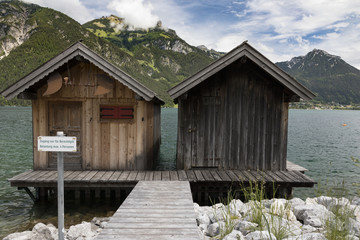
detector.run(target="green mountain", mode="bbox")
[0,1,222,106]
[276,50,360,105]
[82,15,222,93]
[2,1,360,107]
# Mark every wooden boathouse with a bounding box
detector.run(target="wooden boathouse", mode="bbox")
[1,42,163,172]
[168,41,316,171]
[3,41,316,206]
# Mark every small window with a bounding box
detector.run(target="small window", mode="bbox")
[100,105,134,120]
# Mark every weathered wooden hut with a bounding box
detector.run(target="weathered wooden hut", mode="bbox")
[2,42,163,171]
[169,41,315,171]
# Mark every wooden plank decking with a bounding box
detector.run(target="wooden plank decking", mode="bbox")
[95,181,199,240]
[286,161,308,173]
[8,168,316,188]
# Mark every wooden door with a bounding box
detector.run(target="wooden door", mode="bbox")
[48,101,82,170]
[191,96,222,168]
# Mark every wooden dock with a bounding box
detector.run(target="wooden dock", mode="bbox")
[8,168,315,188]
[8,166,316,203]
[96,181,199,240]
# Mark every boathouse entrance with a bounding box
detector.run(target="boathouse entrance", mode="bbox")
[48,101,82,170]
[190,95,222,168]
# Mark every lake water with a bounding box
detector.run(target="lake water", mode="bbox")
[1,107,360,237]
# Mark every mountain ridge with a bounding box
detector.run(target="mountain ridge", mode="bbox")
[276,49,360,105]
[0,1,223,106]
[1,1,360,106]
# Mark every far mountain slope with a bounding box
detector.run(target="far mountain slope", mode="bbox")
[276,50,360,105]
[1,2,219,106]
[83,16,223,90]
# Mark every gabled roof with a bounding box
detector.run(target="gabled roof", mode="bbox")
[1,42,164,104]
[168,41,316,101]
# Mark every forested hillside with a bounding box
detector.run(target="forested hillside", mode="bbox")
[0,1,222,106]
[2,1,360,107]
[276,49,360,105]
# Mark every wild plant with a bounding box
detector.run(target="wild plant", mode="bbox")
[210,190,240,240]
[239,180,296,240]
[239,180,267,230]
[324,199,357,240]
[313,171,358,240]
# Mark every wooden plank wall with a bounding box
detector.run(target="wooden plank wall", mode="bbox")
[32,62,159,170]
[177,61,289,171]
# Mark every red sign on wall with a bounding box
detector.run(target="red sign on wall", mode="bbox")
[100,106,134,119]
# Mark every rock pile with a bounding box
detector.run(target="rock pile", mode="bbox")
[3,217,109,240]
[4,196,360,240]
[195,196,360,240]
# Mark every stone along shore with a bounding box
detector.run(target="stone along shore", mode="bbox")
[4,196,360,240]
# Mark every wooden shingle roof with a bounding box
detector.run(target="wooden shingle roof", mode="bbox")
[1,42,164,103]
[168,41,315,101]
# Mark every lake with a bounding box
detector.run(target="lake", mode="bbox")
[1,107,360,238]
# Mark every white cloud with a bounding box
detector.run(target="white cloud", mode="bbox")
[210,0,360,68]
[107,0,159,29]
[24,0,94,24]
[21,0,360,68]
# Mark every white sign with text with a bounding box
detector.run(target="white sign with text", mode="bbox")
[38,136,77,152]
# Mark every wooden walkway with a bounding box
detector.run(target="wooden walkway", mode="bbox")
[8,168,315,188]
[96,181,199,240]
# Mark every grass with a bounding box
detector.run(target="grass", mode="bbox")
[208,181,359,240]
[210,190,240,239]
[312,168,359,240]
[324,204,356,240]
[240,181,292,240]
[210,181,298,240]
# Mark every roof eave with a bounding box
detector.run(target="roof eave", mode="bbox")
[168,42,316,102]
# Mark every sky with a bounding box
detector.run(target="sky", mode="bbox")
[24,0,360,69]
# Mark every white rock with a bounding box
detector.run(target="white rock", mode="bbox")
[270,199,297,222]
[267,215,302,237]
[32,223,57,240]
[293,203,332,227]
[209,203,227,223]
[301,224,317,234]
[348,218,360,237]
[283,232,327,240]
[46,224,58,239]
[199,232,212,240]
[235,220,258,235]
[336,197,351,207]
[245,230,276,240]
[269,198,287,205]
[353,196,360,206]
[346,235,359,240]
[223,230,245,240]
[289,198,305,210]
[305,198,318,205]
[207,222,221,237]
[350,205,360,222]
[240,200,263,217]
[198,223,208,234]
[66,221,95,240]
[99,221,107,229]
[315,196,351,210]
[229,199,244,217]
[193,202,201,211]
[3,231,32,240]
[261,199,272,209]
[313,196,334,208]
[197,213,211,225]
